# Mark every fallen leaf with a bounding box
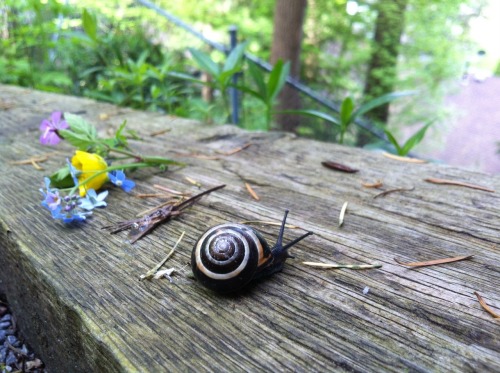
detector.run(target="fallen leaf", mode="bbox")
[321,161,359,173]
[394,255,473,268]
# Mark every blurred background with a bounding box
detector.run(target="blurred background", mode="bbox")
[1,0,498,173]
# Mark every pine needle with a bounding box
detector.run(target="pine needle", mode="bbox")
[140,231,185,281]
[474,292,500,319]
[302,262,382,270]
[339,202,348,227]
[425,178,494,193]
[394,255,473,268]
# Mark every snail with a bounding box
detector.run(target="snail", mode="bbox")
[191,210,313,293]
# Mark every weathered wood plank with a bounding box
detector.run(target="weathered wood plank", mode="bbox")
[0,84,499,372]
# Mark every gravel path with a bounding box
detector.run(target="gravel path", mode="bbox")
[0,303,44,372]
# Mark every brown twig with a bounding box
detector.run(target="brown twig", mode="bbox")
[474,292,500,319]
[425,178,495,193]
[373,186,414,199]
[216,143,252,156]
[103,184,225,243]
[394,255,473,268]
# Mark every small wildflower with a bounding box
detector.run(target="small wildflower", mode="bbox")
[39,111,68,146]
[71,150,109,196]
[51,205,90,223]
[40,177,61,210]
[79,189,108,210]
[109,170,135,192]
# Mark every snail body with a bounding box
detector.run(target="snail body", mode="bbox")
[191,210,313,293]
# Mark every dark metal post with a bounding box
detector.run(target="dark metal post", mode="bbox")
[228,25,239,125]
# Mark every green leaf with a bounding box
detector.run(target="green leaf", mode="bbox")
[247,60,267,99]
[401,121,433,155]
[218,66,241,88]
[352,91,417,122]
[383,129,403,155]
[340,97,354,128]
[268,60,290,102]
[223,43,246,73]
[58,129,95,150]
[82,9,98,42]
[189,48,220,77]
[49,166,74,189]
[64,112,97,140]
[279,109,341,127]
[114,120,129,147]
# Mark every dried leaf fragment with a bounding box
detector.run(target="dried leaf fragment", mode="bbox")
[383,152,427,163]
[425,178,494,193]
[362,180,383,188]
[474,292,500,319]
[302,262,382,270]
[321,161,359,173]
[394,255,473,268]
[339,202,348,227]
[245,182,260,201]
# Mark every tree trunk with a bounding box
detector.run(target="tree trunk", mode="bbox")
[359,0,408,145]
[270,0,307,132]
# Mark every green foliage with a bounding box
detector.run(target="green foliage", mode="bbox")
[384,121,433,156]
[285,91,415,144]
[238,59,290,130]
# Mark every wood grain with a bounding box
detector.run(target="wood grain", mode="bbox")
[0,85,499,372]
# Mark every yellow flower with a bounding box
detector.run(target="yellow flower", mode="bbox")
[71,150,109,196]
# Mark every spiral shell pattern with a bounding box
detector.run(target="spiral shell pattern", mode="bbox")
[192,223,271,293]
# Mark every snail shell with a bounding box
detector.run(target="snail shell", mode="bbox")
[191,210,313,293]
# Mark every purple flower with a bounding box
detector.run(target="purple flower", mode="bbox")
[79,189,108,210]
[109,170,135,192]
[40,177,61,210]
[39,111,68,145]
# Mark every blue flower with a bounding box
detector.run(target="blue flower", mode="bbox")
[66,158,79,186]
[109,170,135,192]
[51,205,90,223]
[79,189,108,210]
